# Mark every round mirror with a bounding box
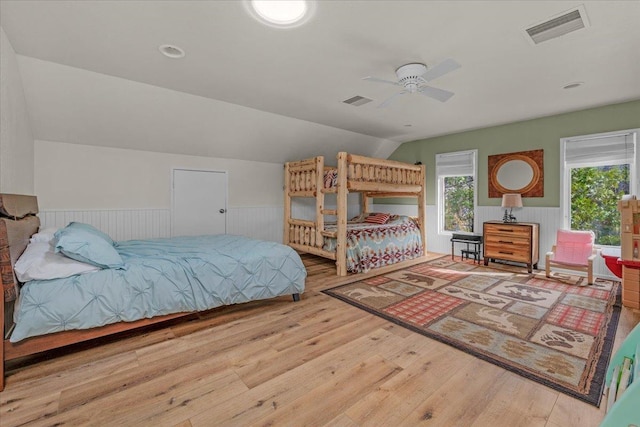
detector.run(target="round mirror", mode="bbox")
[490,154,541,195]
[496,160,534,192]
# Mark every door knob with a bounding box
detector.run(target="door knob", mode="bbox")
[219,208,226,214]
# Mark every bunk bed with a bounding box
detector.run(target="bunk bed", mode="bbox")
[284,152,427,276]
[0,193,306,391]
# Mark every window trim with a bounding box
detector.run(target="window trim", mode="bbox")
[560,128,639,234]
[436,149,478,235]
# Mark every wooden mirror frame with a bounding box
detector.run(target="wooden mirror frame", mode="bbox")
[488,149,544,198]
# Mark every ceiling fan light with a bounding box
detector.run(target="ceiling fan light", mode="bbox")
[406,83,418,93]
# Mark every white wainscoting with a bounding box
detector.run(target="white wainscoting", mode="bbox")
[40,207,286,243]
[39,209,172,241]
[40,204,617,280]
[290,194,362,221]
[226,206,284,243]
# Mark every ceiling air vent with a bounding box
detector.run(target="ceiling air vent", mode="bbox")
[525,5,589,44]
[343,95,373,106]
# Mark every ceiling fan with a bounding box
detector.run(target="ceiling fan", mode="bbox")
[363,59,461,108]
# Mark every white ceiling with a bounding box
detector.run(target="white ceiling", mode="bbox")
[1,0,639,163]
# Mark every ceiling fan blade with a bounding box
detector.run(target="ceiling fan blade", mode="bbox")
[362,76,401,87]
[421,58,461,82]
[418,86,455,102]
[378,91,407,108]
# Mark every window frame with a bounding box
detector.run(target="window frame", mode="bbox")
[560,128,639,244]
[436,149,478,235]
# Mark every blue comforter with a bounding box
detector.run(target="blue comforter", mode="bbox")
[11,235,306,342]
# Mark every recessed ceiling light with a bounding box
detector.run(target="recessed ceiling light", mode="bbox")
[159,44,185,59]
[245,0,315,28]
[563,81,584,89]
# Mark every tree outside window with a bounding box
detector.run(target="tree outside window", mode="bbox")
[570,164,629,245]
[443,176,474,232]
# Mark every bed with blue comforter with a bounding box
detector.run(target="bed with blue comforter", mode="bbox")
[11,234,306,342]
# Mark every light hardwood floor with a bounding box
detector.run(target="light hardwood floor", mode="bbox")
[1,253,638,427]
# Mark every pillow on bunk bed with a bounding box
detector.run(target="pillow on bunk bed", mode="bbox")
[324,169,338,188]
[53,222,124,269]
[349,213,366,223]
[364,212,391,225]
[15,242,101,282]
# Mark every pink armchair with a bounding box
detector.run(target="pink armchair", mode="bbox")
[545,229,598,284]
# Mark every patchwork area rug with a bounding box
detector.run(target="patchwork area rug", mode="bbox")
[323,256,621,406]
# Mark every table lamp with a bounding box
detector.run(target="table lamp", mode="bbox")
[501,193,522,223]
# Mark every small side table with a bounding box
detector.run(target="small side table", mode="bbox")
[451,233,483,264]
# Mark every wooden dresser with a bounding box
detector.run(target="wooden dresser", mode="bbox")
[483,221,539,273]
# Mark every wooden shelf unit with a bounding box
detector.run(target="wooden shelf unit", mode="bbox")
[483,221,539,273]
[618,199,640,309]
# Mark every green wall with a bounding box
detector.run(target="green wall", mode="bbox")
[387,100,640,207]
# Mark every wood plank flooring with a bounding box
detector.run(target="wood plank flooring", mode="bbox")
[1,253,638,426]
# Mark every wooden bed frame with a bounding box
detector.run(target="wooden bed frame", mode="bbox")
[284,152,427,276]
[0,193,300,391]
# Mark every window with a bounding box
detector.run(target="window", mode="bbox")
[436,150,477,234]
[561,129,639,246]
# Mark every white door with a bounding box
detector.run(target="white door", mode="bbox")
[172,169,227,237]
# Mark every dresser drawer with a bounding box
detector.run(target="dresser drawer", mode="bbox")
[622,288,640,309]
[485,244,531,262]
[623,266,640,281]
[484,234,530,247]
[484,223,532,239]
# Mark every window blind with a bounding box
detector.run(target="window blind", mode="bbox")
[565,132,636,166]
[436,150,476,177]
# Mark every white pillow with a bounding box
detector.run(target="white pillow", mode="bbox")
[29,227,60,244]
[15,242,101,282]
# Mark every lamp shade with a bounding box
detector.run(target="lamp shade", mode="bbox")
[501,193,523,208]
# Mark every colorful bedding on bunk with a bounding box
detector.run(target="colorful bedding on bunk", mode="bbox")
[322,215,423,273]
[11,234,306,342]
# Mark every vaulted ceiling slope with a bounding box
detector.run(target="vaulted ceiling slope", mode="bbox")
[1,1,639,164]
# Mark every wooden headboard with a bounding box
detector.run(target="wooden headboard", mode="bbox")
[0,194,40,335]
[0,193,39,301]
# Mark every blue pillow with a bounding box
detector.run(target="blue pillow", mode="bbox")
[62,222,115,246]
[54,223,123,269]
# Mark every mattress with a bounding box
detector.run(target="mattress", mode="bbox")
[322,215,423,273]
[11,234,306,342]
